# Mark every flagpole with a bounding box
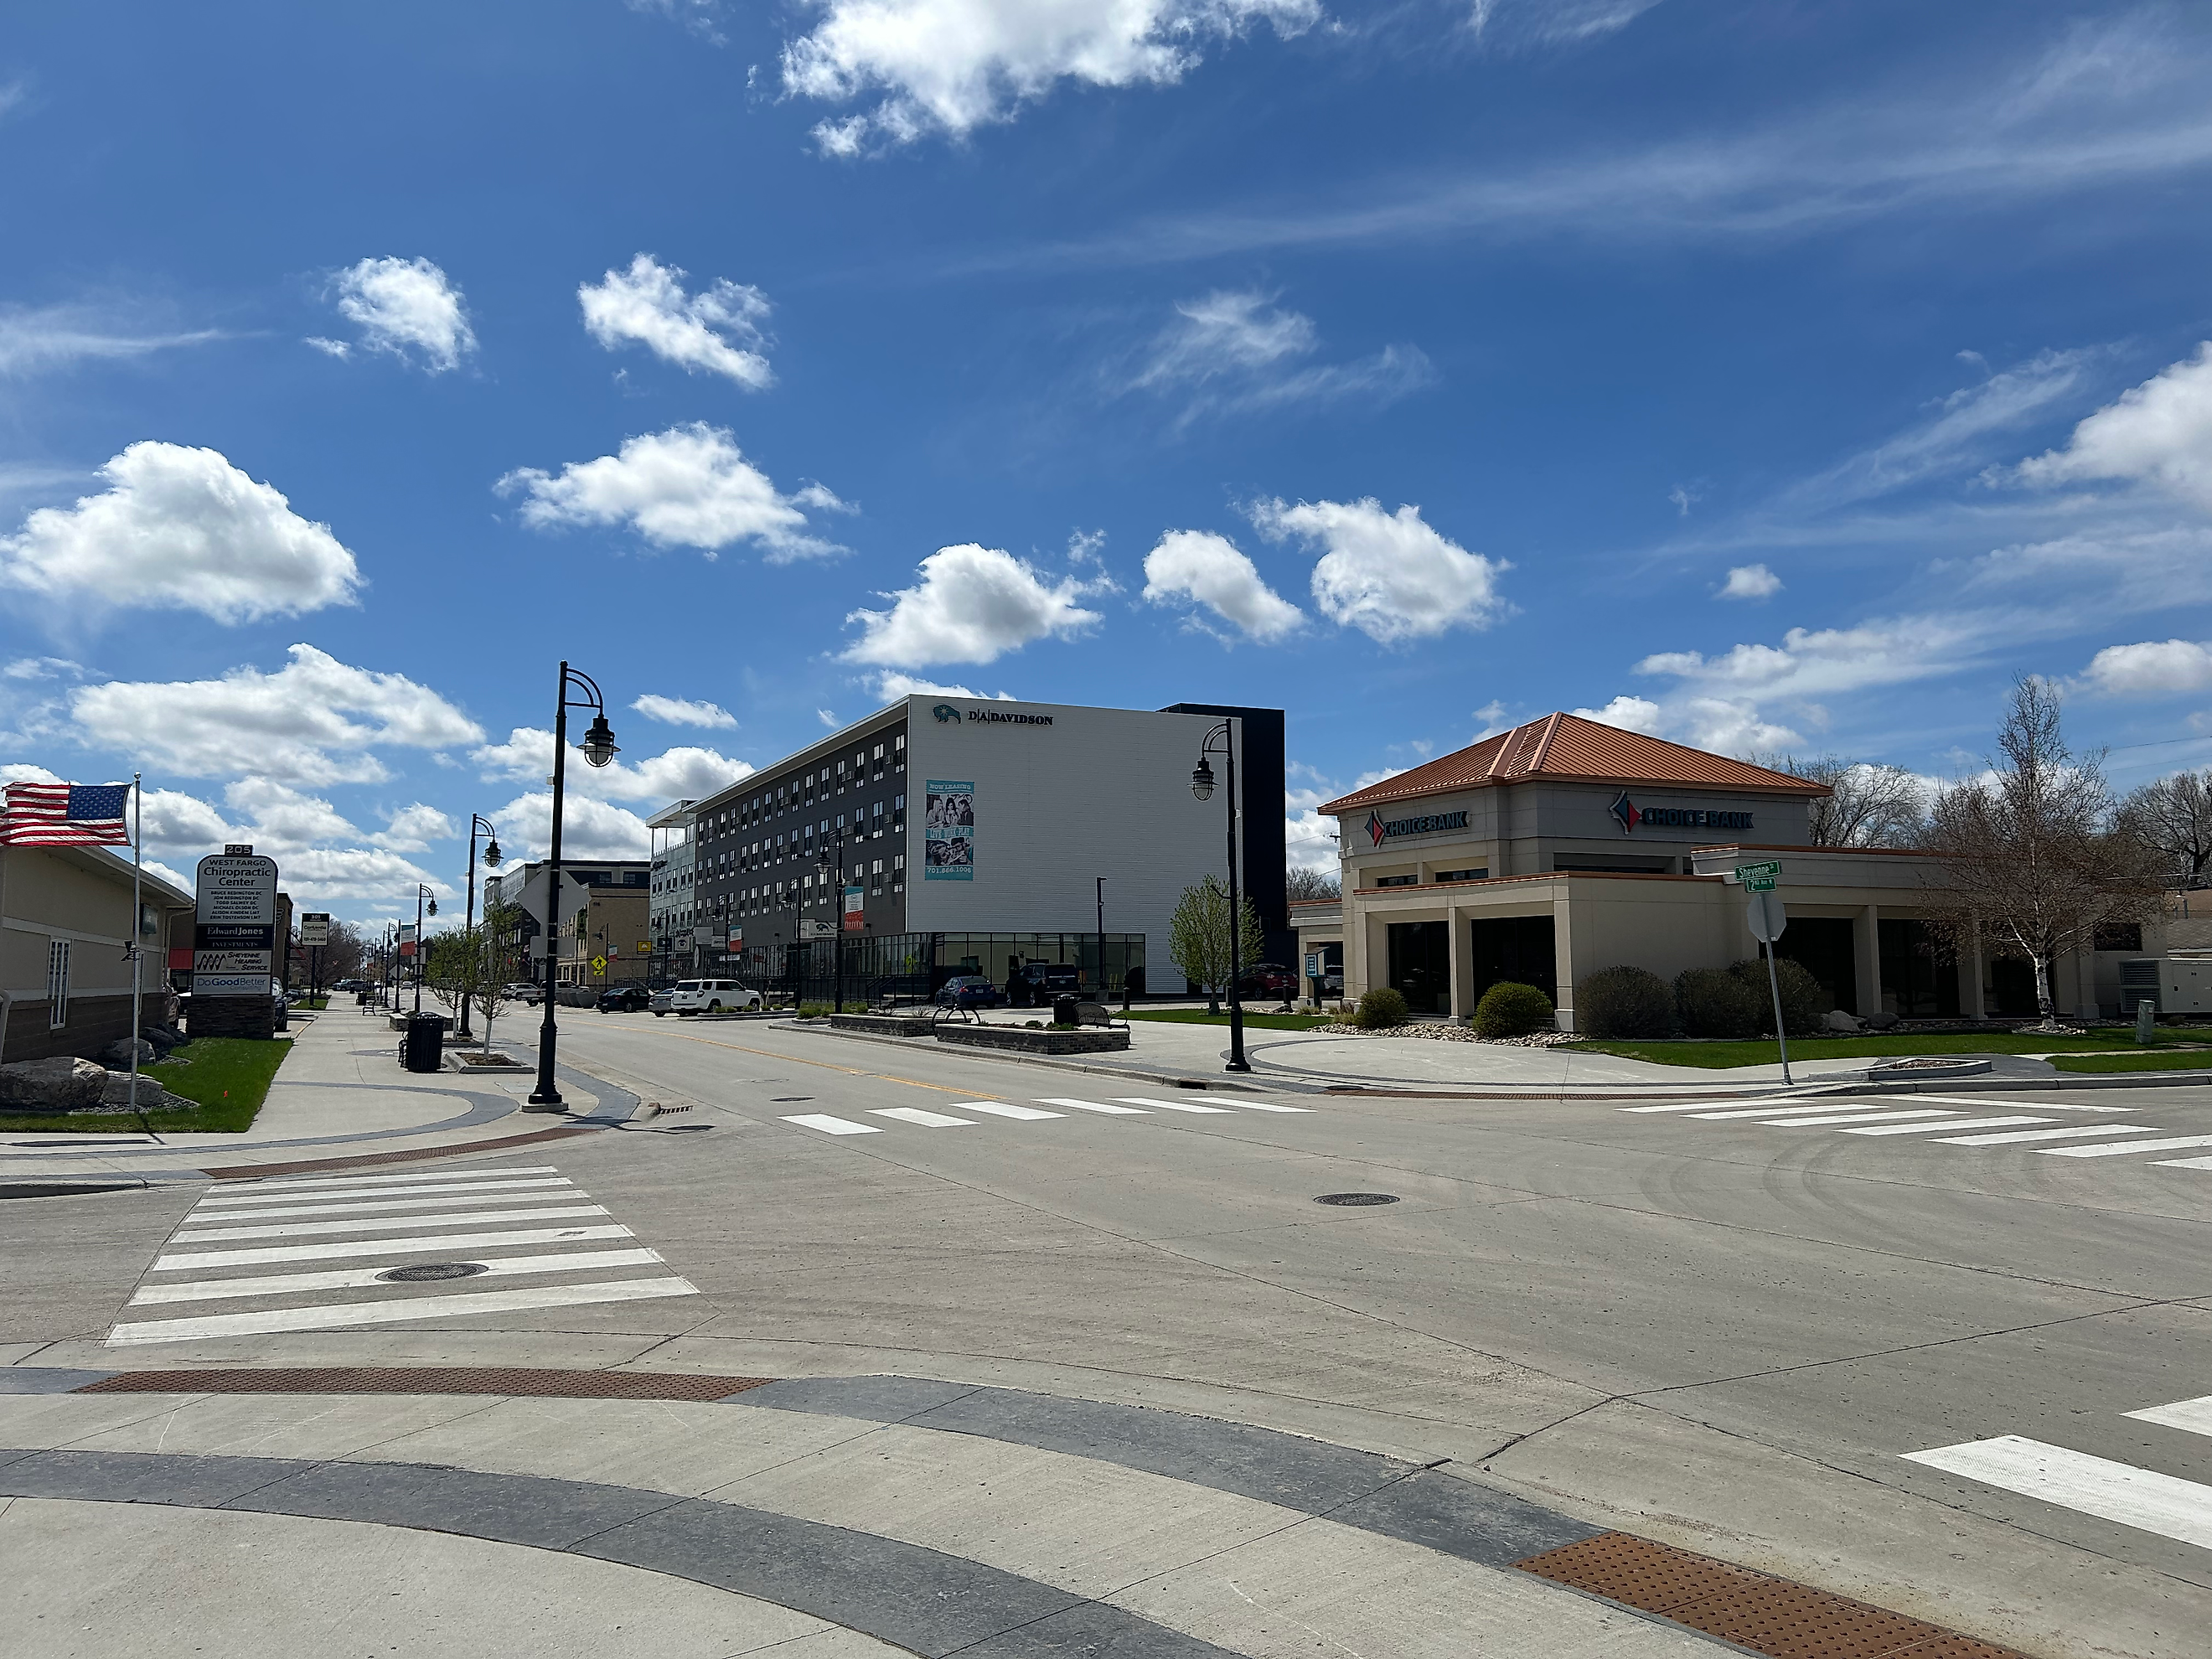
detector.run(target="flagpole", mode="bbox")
[128,773,150,1132]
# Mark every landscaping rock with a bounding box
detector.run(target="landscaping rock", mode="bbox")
[101,1037,161,1069]
[1864,1010,1902,1031]
[0,1057,109,1112]
[99,1073,185,1110]
[1824,1010,1867,1033]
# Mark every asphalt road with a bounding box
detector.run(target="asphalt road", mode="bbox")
[8,1009,2209,1653]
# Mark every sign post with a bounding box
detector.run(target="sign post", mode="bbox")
[1743,886,1792,1086]
[193,850,279,1038]
[301,911,329,1005]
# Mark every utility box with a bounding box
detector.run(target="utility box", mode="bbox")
[2119,958,2212,1016]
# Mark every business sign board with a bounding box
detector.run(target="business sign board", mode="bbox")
[924,780,974,880]
[300,912,331,947]
[799,917,834,939]
[194,852,276,1000]
[1364,809,1469,848]
[843,883,865,932]
[725,925,742,951]
[1610,792,1755,835]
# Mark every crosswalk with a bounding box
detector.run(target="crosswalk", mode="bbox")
[780,1093,1312,1137]
[108,1164,696,1346]
[1620,1093,2212,1175]
[1904,1392,2212,1553]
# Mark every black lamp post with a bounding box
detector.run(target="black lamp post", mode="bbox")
[815,826,848,1013]
[458,814,501,1038]
[411,885,438,1015]
[528,661,618,1111]
[1190,720,1250,1072]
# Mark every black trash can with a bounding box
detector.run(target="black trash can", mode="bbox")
[1052,993,1079,1027]
[401,1013,449,1072]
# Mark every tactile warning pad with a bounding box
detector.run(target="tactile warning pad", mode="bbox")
[1514,1532,2028,1659]
[75,1367,771,1402]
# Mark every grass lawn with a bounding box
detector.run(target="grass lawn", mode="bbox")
[2049,1048,2212,1073]
[0,1036,293,1134]
[1558,1029,2212,1070]
[1124,1008,1336,1031]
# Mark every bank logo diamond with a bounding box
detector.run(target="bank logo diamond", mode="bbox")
[1610,791,1641,834]
[1366,809,1387,848]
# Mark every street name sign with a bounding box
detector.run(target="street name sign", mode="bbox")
[1734,860,1781,892]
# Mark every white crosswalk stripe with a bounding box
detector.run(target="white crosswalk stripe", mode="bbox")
[109,1165,693,1346]
[782,1113,880,1134]
[1765,1109,1961,1127]
[953,1102,1064,1119]
[2124,1395,2212,1438]
[777,1094,1321,1134]
[1692,1103,1914,1120]
[871,1107,975,1127]
[1903,1434,2212,1552]
[1839,1115,2053,1137]
[1114,1096,1233,1114]
[1038,1097,1148,1114]
[2040,1134,2212,1158]
[1936,1124,2159,1146]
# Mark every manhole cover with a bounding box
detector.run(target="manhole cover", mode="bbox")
[771,1097,812,1103]
[376,1262,491,1283]
[1315,1192,1399,1207]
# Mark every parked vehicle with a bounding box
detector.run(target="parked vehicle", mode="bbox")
[669,979,761,1015]
[503,981,543,1005]
[1238,962,1297,1000]
[935,974,1004,1010]
[649,987,675,1017]
[332,978,368,993]
[597,985,652,1012]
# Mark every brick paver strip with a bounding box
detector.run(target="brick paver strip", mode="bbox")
[76,1367,772,1402]
[1515,1532,2027,1659]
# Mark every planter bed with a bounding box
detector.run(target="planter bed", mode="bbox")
[936,1024,1130,1056]
[827,1013,936,1037]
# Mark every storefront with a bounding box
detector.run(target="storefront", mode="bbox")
[1300,712,2166,1028]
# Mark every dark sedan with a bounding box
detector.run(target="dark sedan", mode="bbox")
[597,985,652,1012]
[934,974,1004,1010]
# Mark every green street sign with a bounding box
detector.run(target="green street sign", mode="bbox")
[1742,875,1777,892]
[1734,860,1781,892]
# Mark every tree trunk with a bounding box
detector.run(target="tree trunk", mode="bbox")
[1207,988,1221,1016]
[2033,953,2054,1026]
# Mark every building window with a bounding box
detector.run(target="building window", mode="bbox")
[1374,874,1419,888]
[47,939,70,1028]
[1437,868,1487,883]
[2095,923,2144,953]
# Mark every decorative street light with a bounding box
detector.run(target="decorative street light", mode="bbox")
[458,814,501,1038]
[1190,720,1251,1072]
[529,662,617,1111]
[411,884,438,1015]
[815,826,849,1015]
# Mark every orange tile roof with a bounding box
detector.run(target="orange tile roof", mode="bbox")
[1320,712,1830,814]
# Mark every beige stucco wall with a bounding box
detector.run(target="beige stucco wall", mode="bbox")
[0,845,194,1061]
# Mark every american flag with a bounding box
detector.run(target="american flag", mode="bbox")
[0,781,133,846]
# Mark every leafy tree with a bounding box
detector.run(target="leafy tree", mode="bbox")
[1920,679,2165,1027]
[1168,874,1264,1015]
[1285,866,1341,902]
[1743,751,1926,846]
[2120,767,2212,890]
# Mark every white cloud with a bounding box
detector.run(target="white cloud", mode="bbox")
[137,787,233,850]
[499,424,847,561]
[2017,341,2212,510]
[127,780,447,908]
[632,693,737,730]
[0,442,362,623]
[1141,529,1303,643]
[1570,695,1665,735]
[1470,700,1513,740]
[0,762,63,785]
[1132,290,1433,426]
[1470,0,1662,49]
[2078,638,2212,699]
[579,254,773,389]
[1251,497,1507,644]
[782,0,1319,152]
[3,656,82,681]
[225,778,362,846]
[843,544,1104,667]
[626,0,726,44]
[870,672,1016,701]
[473,726,753,805]
[0,302,223,377]
[491,790,651,862]
[71,645,483,786]
[372,803,456,853]
[1718,563,1782,600]
[326,256,476,373]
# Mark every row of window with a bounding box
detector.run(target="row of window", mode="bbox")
[698,733,907,843]
[723,855,906,917]
[698,798,906,880]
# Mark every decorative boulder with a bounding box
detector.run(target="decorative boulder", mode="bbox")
[1824,1009,1867,1034]
[100,1073,182,1111]
[0,1057,109,1112]
[101,1037,161,1070]
[1864,1009,1903,1031]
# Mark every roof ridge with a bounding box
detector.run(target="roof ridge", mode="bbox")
[1525,711,1566,773]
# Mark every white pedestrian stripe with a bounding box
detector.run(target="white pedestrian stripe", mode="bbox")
[1902,1435,2212,1551]
[2040,1134,2212,1159]
[952,1102,1064,1119]
[783,1114,880,1134]
[1840,1115,2053,1137]
[173,1204,610,1243]
[871,1107,975,1127]
[1889,1095,2134,1113]
[1937,1124,2160,1146]
[1765,1109,1961,1128]
[1114,1096,1233,1114]
[1624,1098,1813,1114]
[1181,1096,1310,1113]
[1692,1103,1914,1120]
[111,1164,692,1346]
[2154,1154,2212,1171]
[1038,1097,1147,1114]
[2124,1396,2212,1439]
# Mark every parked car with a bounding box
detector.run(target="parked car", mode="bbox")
[503,981,543,1005]
[331,978,367,994]
[649,987,675,1017]
[1238,962,1297,1000]
[669,979,761,1015]
[935,974,1004,1010]
[1321,967,1344,997]
[597,985,652,1012]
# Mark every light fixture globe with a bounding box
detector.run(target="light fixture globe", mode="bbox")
[427,897,438,917]
[484,837,502,866]
[581,714,619,767]
[1191,757,1216,801]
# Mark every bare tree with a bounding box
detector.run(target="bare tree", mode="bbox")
[1285,866,1341,902]
[1744,751,1926,846]
[2120,767,2212,890]
[1920,679,2164,1027]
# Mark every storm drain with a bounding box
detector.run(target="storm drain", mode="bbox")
[1314,1191,1399,1207]
[375,1263,490,1284]
[1515,1532,2024,1658]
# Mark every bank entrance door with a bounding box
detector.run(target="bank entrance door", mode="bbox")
[1386,921,1450,1014]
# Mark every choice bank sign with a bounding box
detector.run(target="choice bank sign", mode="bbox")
[1365,808,1469,847]
[1610,792,1753,835]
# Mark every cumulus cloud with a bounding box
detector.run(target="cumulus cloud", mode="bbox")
[0,302,223,377]
[1251,497,1507,644]
[0,442,362,623]
[1142,529,1303,643]
[2017,341,2212,510]
[372,803,456,853]
[1718,563,1782,600]
[2077,638,2212,698]
[129,780,447,907]
[320,256,476,373]
[490,790,652,862]
[870,672,1016,701]
[782,0,1319,152]
[579,254,773,388]
[1132,290,1433,426]
[70,644,483,785]
[499,424,847,561]
[473,726,753,805]
[632,693,738,730]
[843,545,1105,667]
[1571,695,1665,735]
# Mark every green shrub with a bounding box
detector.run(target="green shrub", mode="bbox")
[1729,956,1832,1037]
[1327,1002,1359,1023]
[1576,965,1674,1039]
[1475,979,1555,1038]
[1356,987,1408,1028]
[797,1002,832,1019]
[1675,967,1764,1038]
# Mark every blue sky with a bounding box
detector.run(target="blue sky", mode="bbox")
[3,0,2210,920]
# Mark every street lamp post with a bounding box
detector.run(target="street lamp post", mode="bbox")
[1189,720,1250,1073]
[411,885,437,1015]
[528,661,618,1111]
[815,827,848,1013]
[458,814,501,1038]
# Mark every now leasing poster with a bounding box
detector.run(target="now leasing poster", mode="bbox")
[923,780,974,881]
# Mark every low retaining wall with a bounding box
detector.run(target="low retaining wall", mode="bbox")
[825,1013,935,1038]
[936,1024,1131,1056]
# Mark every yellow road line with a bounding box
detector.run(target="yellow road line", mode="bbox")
[649,1027,1007,1101]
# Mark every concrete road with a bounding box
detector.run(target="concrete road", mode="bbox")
[7,1008,2210,1656]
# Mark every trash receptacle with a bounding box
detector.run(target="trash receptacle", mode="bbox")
[1052,993,1078,1026]
[401,1013,448,1072]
